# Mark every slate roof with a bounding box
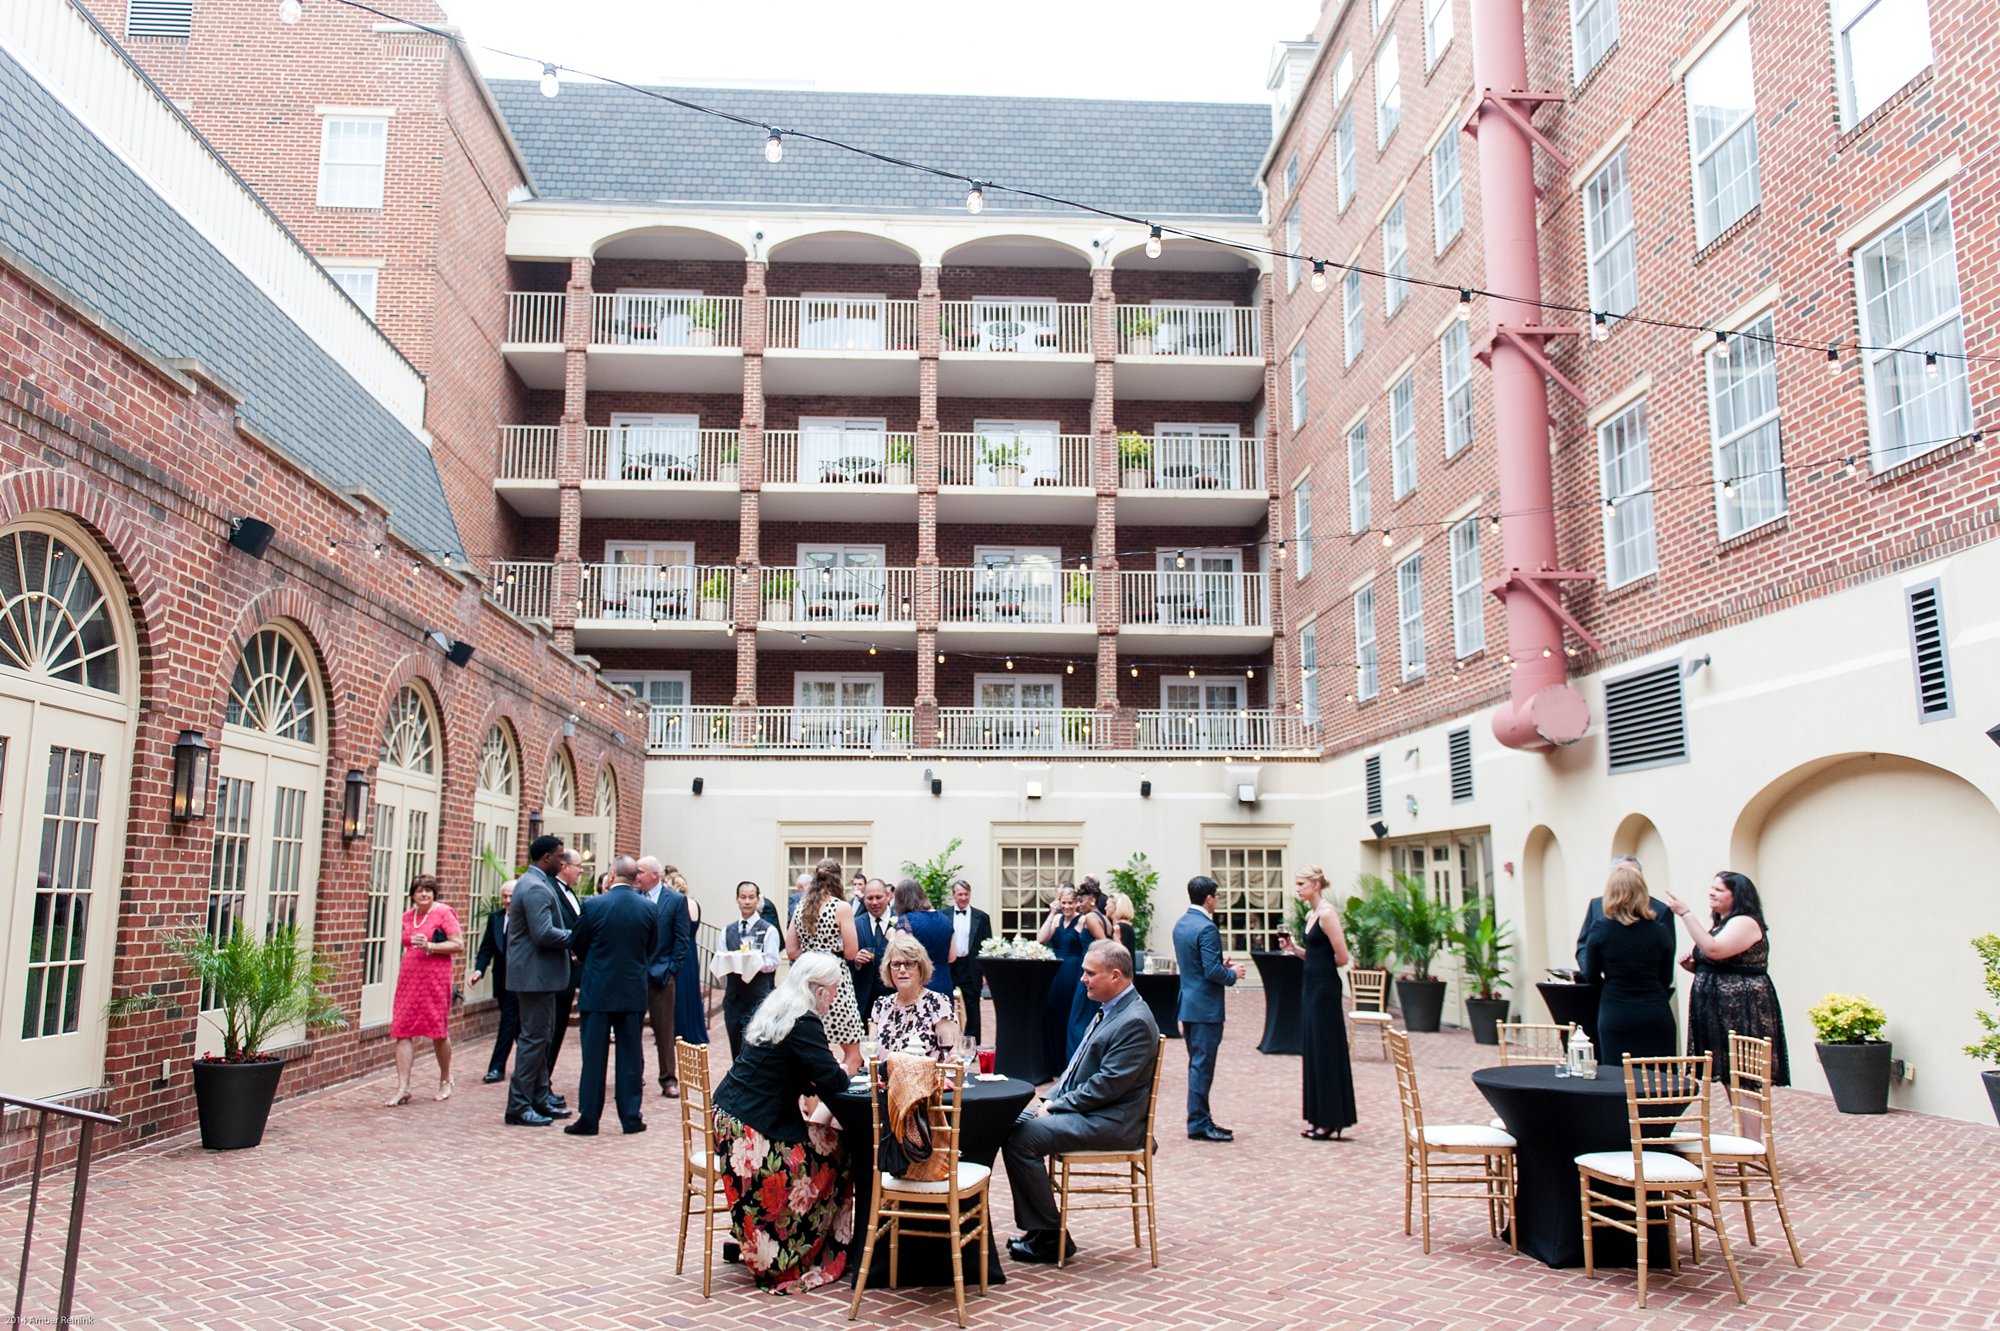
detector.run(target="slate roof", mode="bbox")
[489,81,1268,219]
[0,50,465,562]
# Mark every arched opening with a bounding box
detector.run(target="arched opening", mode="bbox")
[1609,812,1670,904]
[465,721,521,1005]
[0,516,139,1098]
[361,683,443,1026]
[596,765,620,859]
[1519,824,1568,983]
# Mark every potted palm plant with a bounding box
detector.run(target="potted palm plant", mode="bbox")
[1062,570,1094,623]
[1378,871,1454,1032]
[1964,934,2000,1125]
[885,436,914,486]
[108,923,345,1150]
[698,570,731,621]
[1810,991,1891,1114]
[1451,896,1513,1044]
[686,298,721,347]
[762,568,796,621]
[979,434,1025,486]
[1119,308,1160,356]
[1341,877,1395,986]
[1118,430,1153,489]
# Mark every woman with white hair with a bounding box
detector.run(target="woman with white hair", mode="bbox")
[711,952,857,1294]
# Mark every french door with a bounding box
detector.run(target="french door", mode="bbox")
[1162,677,1247,749]
[975,675,1062,751]
[798,545,886,622]
[603,541,695,621]
[799,417,888,483]
[800,294,887,351]
[614,288,699,346]
[1155,424,1241,488]
[971,546,1060,622]
[1155,548,1243,625]
[607,413,699,480]
[794,674,884,749]
[608,672,691,749]
[970,419,1062,485]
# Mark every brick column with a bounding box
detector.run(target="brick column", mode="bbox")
[1256,278,1292,730]
[735,260,766,708]
[1090,266,1127,745]
[553,256,592,653]
[915,264,941,728]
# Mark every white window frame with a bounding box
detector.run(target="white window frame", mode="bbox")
[1424,0,1455,70]
[1834,0,1934,128]
[316,114,388,210]
[606,671,693,748]
[1343,269,1365,365]
[1336,107,1358,212]
[1570,0,1620,82]
[607,412,700,478]
[1300,621,1321,724]
[1159,676,1248,712]
[323,265,379,320]
[1390,372,1418,499]
[1290,345,1309,428]
[1854,193,1973,468]
[1285,207,1303,293]
[970,418,1062,484]
[1432,132,1464,251]
[799,292,888,351]
[1354,583,1379,700]
[1332,50,1356,104]
[1685,18,1761,247]
[1598,400,1657,586]
[1376,34,1402,148]
[1449,518,1484,657]
[1583,147,1637,318]
[1347,418,1372,533]
[1382,199,1410,314]
[1283,152,1300,198]
[1372,0,1395,28]
[1705,311,1787,537]
[1397,552,1425,680]
[792,673,887,740]
[1439,321,1473,457]
[1293,480,1314,578]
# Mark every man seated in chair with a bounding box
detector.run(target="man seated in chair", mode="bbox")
[1000,939,1159,1264]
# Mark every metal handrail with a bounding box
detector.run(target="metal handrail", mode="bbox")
[1,1092,121,1328]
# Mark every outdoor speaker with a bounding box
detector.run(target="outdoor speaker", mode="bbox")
[228,517,275,559]
[1140,780,1152,798]
[1989,722,2000,749]
[445,640,473,667]
[1370,820,1390,840]
[691,777,704,795]
[930,777,943,796]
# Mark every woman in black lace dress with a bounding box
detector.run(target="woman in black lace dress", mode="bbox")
[1669,871,1789,1085]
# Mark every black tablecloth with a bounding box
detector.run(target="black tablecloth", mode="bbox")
[979,958,1061,1084]
[1132,972,1182,1040]
[828,1075,1037,1287]
[1472,1064,1673,1269]
[1250,951,1304,1055]
[1535,981,1601,1048]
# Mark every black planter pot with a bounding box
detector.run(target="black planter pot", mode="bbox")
[1983,1070,2000,1127]
[1815,1040,1892,1114]
[191,1056,287,1150]
[1397,978,1448,1033]
[1465,996,1511,1045]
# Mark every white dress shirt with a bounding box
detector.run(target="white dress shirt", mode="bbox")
[952,906,973,955]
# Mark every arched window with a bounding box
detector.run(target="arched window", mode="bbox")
[467,723,520,1003]
[0,526,123,693]
[596,765,619,857]
[544,747,575,813]
[361,684,442,1026]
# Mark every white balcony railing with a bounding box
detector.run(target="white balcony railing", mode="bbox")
[1116,434,1265,490]
[934,706,1098,752]
[763,431,918,486]
[650,706,918,752]
[585,427,741,483]
[505,292,567,344]
[939,301,1092,355]
[643,705,1304,754]
[497,425,560,480]
[756,566,917,624]
[1133,708,1305,751]
[580,563,737,622]
[490,561,552,621]
[766,297,920,352]
[1118,570,1268,628]
[590,293,743,348]
[938,566,1093,626]
[939,432,1093,487]
[1115,303,1260,358]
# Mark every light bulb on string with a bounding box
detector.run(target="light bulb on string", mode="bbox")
[372,542,384,559]
[1174,549,1187,570]
[937,652,946,664]
[1713,330,1730,359]
[1591,311,1609,342]
[539,64,560,98]
[1145,225,1163,259]
[1310,261,1327,293]
[1381,529,1393,548]
[1488,512,1502,530]
[1130,665,1140,678]
[1924,350,1940,379]
[1187,667,1196,678]
[1721,477,1737,499]
[1275,539,1287,562]
[1005,658,1015,670]
[763,129,784,163]
[1604,496,1618,511]
[1825,345,1840,373]
[1455,289,1473,321]
[868,643,878,655]
[1065,662,1074,675]
[1839,457,1857,479]
[965,183,985,214]
[1245,667,1255,679]
[277,0,302,23]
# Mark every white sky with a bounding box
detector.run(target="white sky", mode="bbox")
[438,0,1321,103]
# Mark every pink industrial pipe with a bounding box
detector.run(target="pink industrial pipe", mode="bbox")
[1470,0,1589,751]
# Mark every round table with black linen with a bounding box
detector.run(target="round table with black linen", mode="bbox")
[1472,1064,1675,1269]
[828,1075,1037,1287]
[1535,980,1601,1049]
[1249,950,1304,1055]
[1131,972,1182,1041]
[978,958,1061,1084]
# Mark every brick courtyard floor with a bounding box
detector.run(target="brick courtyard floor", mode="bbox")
[7,990,2000,1329]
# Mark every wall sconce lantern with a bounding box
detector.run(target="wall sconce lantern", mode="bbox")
[527,809,545,844]
[341,768,371,841]
[170,729,211,821]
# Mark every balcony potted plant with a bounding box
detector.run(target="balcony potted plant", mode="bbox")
[979,434,1026,486]
[686,298,721,348]
[698,570,731,621]
[1964,934,2000,1124]
[717,439,739,485]
[1378,871,1454,1032]
[108,922,345,1150]
[885,436,914,486]
[1451,896,1514,1044]
[1809,991,1891,1114]
[1062,569,1094,624]
[762,569,796,621]
[1118,430,1153,489]
[1119,308,1160,356]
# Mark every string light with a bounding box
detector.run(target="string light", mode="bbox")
[1131,665,1140,677]
[1174,550,1187,570]
[1381,530,1393,547]
[539,64,560,98]
[1714,330,1730,359]
[763,129,783,163]
[1187,667,1196,677]
[965,183,985,214]
[1825,345,1840,373]
[278,0,302,22]
[1488,513,1502,530]
[1005,658,1014,670]
[1310,261,1327,293]
[372,542,384,559]
[1455,289,1473,322]
[1065,662,1074,674]
[1145,225,1163,259]
[937,652,946,664]
[868,643,878,655]
[1591,311,1609,342]
[1925,351,1940,379]
[1721,477,1737,498]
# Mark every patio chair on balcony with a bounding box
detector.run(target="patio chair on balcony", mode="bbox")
[820,454,886,485]
[622,452,699,482]
[1156,464,1225,490]
[1156,592,1212,625]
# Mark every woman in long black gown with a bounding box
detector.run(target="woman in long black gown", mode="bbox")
[1278,866,1357,1139]
[1579,862,1677,1066]
[1668,870,1790,1085]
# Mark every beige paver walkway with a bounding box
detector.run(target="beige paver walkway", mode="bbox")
[6,991,1999,1329]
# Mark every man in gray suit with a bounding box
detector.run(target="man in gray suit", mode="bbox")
[505,834,574,1126]
[1001,939,1159,1264]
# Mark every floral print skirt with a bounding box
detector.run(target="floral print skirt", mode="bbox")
[714,1109,855,1294]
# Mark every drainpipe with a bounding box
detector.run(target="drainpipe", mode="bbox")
[1468,0,1599,750]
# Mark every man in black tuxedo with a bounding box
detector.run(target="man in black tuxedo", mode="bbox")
[947,878,992,1043]
[545,847,587,1100]
[851,877,894,1022]
[469,878,517,1084]
[565,855,658,1136]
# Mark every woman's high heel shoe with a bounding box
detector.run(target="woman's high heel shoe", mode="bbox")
[384,1089,412,1108]
[434,1078,453,1102]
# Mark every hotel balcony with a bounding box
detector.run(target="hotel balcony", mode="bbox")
[761,431,921,521]
[1116,570,1270,654]
[576,563,740,648]
[642,704,1306,755]
[937,432,1095,523]
[937,300,1095,398]
[494,425,743,519]
[1115,433,1268,526]
[763,297,921,394]
[755,566,919,650]
[936,566,1097,652]
[1113,303,1263,401]
[501,291,567,388]
[588,293,745,391]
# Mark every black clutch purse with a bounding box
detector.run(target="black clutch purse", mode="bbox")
[432,925,449,943]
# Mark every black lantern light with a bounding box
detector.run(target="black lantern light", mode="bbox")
[342,768,370,841]
[527,809,545,844]
[170,729,211,821]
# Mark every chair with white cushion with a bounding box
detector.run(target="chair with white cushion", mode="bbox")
[1051,1034,1166,1269]
[672,1038,727,1297]
[1388,1029,1516,1253]
[1667,1032,1804,1267]
[1576,1054,1746,1308]
[1348,968,1394,1059]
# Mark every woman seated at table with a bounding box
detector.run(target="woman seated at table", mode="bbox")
[891,879,956,997]
[712,953,858,1295]
[869,933,963,1058]
[1579,861,1677,1067]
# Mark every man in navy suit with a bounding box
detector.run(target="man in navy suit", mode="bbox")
[1172,875,1245,1142]
[565,855,659,1136]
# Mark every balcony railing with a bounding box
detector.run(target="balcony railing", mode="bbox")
[643,705,1303,754]
[1115,304,1260,358]
[939,432,1093,488]
[1117,434,1265,490]
[580,563,737,622]
[764,431,918,486]
[1118,570,1268,628]
[757,566,917,624]
[497,425,559,480]
[490,561,552,621]
[1133,708,1304,751]
[938,566,1093,626]
[939,301,1092,355]
[766,297,920,352]
[590,293,743,348]
[935,706,1097,751]
[652,705,918,752]
[506,291,566,344]
[585,427,741,483]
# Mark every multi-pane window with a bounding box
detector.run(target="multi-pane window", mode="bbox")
[1390,373,1418,499]
[1440,321,1474,457]
[1285,207,1303,293]
[1584,148,1637,318]
[363,802,395,987]
[325,266,379,320]
[1424,0,1454,69]
[1570,0,1619,81]
[1207,846,1287,954]
[317,115,388,209]
[786,843,870,888]
[1300,622,1320,724]
[23,748,107,1041]
[1686,19,1760,246]
[1354,583,1379,699]
[1449,517,1485,657]
[1290,344,1309,428]
[1376,34,1402,147]
[1347,419,1372,533]
[1706,313,1786,537]
[264,787,309,934]
[1284,152,1300,197]
[1835,0,1933,127]
[1336,108,1358,211]
[1294,480,1314,577]
[1397,553,1425,678]
[1856,195,1972,467]
[1432,131,1464,250]
[1373,0,1395,28]
[998,845,1075,940]
[1598,400,1657,586]
[1343,269,1365,365]
[1383,199,1409,314]
[204,777,255,1008]
[1332,50,1355,103]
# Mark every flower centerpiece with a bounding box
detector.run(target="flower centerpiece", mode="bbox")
[980,936,1057,961]
[1808,991,1891,1114]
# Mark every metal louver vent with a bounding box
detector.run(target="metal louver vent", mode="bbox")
[1604,662,1688,773]
[126,0,194,38]
[1364,754,1383,818]
[1449,728,1473,802]
[1906,581,1954,721]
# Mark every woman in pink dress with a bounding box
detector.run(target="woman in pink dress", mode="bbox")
[385,874,463,1106]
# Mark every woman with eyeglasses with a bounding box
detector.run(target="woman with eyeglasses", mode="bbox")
[868,932,962,1059]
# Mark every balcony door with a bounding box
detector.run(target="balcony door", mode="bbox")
[1162,676,1247,749]
[975,674,1062,750]
[607,672,692,750]
[797,545,886,623]
[603,541,694,621]
[800,294,886,351]
[1155,424,1240,489]
[607,413,698,480]
[614,288,698,346]
[1153,548,1242,625]
[1152,299,1237,355]
[970,419,1062,486]
[799,416,887,484]
[794,674,884,749]
[971,546,1059,623]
